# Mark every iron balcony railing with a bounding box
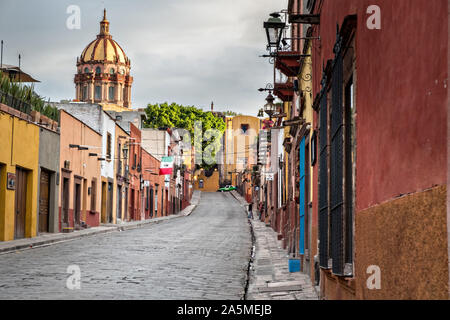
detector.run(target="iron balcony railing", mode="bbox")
[0,89,32,115]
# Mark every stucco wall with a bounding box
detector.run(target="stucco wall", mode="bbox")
[312,0,447,211]
[114,123,129,222]
[59,111,102,228]
[312,0,448,300]
[142,149,165,218]
[52,103,103,134]
[37,127,60,234]
[0,108,39,241]
[141,129,169,161]
[100,111,116,179]
[194,171,220,192]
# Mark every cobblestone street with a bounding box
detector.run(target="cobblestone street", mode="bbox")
[0,192,252,300]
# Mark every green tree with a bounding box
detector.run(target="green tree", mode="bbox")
[143,102,225,170]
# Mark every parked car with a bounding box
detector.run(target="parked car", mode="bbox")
[218,185,236,192]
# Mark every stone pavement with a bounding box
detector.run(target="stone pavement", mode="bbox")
[0,191,201,255]
[0,191,251,299]
[230,190,319,300]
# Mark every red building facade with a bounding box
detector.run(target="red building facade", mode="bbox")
[128,123,142,221]
[307,0,448,299]
[141,149,165,219]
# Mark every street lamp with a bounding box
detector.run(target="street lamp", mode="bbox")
[264,13,285,51]
[263,92,276,119]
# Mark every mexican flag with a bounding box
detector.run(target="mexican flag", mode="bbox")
[159,156,174,175]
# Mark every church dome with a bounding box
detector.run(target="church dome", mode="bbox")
[74,9,133,108]
[79,9,129,65]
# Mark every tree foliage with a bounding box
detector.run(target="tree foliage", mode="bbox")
[143,102,226,170]
[222,110,241,117]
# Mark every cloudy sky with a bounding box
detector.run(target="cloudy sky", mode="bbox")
[0,0,285,115]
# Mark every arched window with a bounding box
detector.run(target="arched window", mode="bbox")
[108,86,115,101]
[95,67,101,74]
[95,86,101,100]
[84,67,89,73]
[110,68,115,74]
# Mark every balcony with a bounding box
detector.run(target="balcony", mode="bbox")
[273,81,294,102]
[0,89,32,115]
[275,51,302,77]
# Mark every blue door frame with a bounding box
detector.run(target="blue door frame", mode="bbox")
[299,137,306,255]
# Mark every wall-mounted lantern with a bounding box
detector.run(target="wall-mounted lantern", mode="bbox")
[264,13,285,50]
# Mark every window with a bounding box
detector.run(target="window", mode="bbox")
[343,51,356,276]
[318,16,356,277]
[106,133,112,160]
[110,68,115,74]
[84,67,89,73]
[117,143,122,175]
[199,179,204,189]
[108,86,115,101]
[95,67,101,74]
[318,67,331,270]
[95,86,101,100]
[241,124,249,134]
[82,86,88,100]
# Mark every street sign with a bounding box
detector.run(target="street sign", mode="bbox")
[265,173,274,181]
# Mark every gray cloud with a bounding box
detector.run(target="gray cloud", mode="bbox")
[0,0,283,115]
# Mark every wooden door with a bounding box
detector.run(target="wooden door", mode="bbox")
[124,187,128,221]
[101,182,107,223]
[117,185,122,221]
[39,169,50,233]
[130,188,135,220]
[149,188,154,218]
[74,182,81,227]
[62,178,70,227]
[107,182,113,223]
[14,167,27,239]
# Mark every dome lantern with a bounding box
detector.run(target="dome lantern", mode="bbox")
[99,9,110,36]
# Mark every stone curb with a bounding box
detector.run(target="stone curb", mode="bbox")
[0,191,201,255]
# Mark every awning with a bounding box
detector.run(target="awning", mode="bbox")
[0,64,40,82]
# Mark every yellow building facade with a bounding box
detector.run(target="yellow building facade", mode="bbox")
[223,115,261,186]
[300,43,314,205]
[0,107,40,241]
[193,170,220,192]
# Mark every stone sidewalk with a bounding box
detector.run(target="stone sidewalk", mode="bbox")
[0,191,201,255]
[230,191,319,300]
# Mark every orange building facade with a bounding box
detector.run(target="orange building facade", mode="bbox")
[58,110,102,230]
